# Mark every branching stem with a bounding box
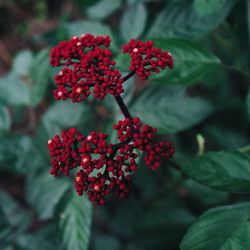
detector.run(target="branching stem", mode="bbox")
[114,95,132,119]
[113,71,135,119]
[122,71,135,82]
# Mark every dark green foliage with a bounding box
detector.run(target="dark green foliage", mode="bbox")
[131,86,214,133]
[181,203,250,250]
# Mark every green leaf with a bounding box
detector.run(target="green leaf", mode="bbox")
[0,206,8,230]
[127,0,147,5]
[120,2,147,42]
[12,50,33,77]
[29,49,51,106]
[136,206,195,231]
[193,0,227,17]
[16,224,58,250]
[41,100,91,137]
[58,191,92,250]
[14,136,45,173]
[16,234,55,250]
[182,151,250,192]
[110,199,145,237]
[0,206,10,245]
[247,88,250,120]
[152,38,221,84]
[26,171,70,220]
[204,126,248,150]
[131,86,213,133]
[181,202,250,250]
[0,191,31,231]
[147,0,235,40]
[133,198,195,250]
[0,136,23,170]
[0,105,10,132]
[86,0,122,20]
[0,73,30,106]
[184,179,229,206]
[0,136,44,173]
[93,235,120,250]
[1,49,50,107]
[65,20,112,38]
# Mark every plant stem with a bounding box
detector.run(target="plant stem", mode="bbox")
[113,71,135,119]
[114,95,132,119]
[73,142,79,154]
[103,71,135,165]
[122,71,135,82]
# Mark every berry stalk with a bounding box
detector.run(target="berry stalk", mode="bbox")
[114,95,132,119]
[113,71,135,119]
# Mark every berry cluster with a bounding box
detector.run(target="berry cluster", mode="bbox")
[114,118,175,170]
[49,34,175,205]
[123,39,174,80]
[50,35,173,102]
[48,118,174,205]
[48,128,83,176]
[50,34,123,101]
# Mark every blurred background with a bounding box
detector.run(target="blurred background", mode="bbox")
[0,0,249,249]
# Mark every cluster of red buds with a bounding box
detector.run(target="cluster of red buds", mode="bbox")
[48,34,175,205]
[123,39,174,80]
[48,118,174,205]
[50,34,123,101]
